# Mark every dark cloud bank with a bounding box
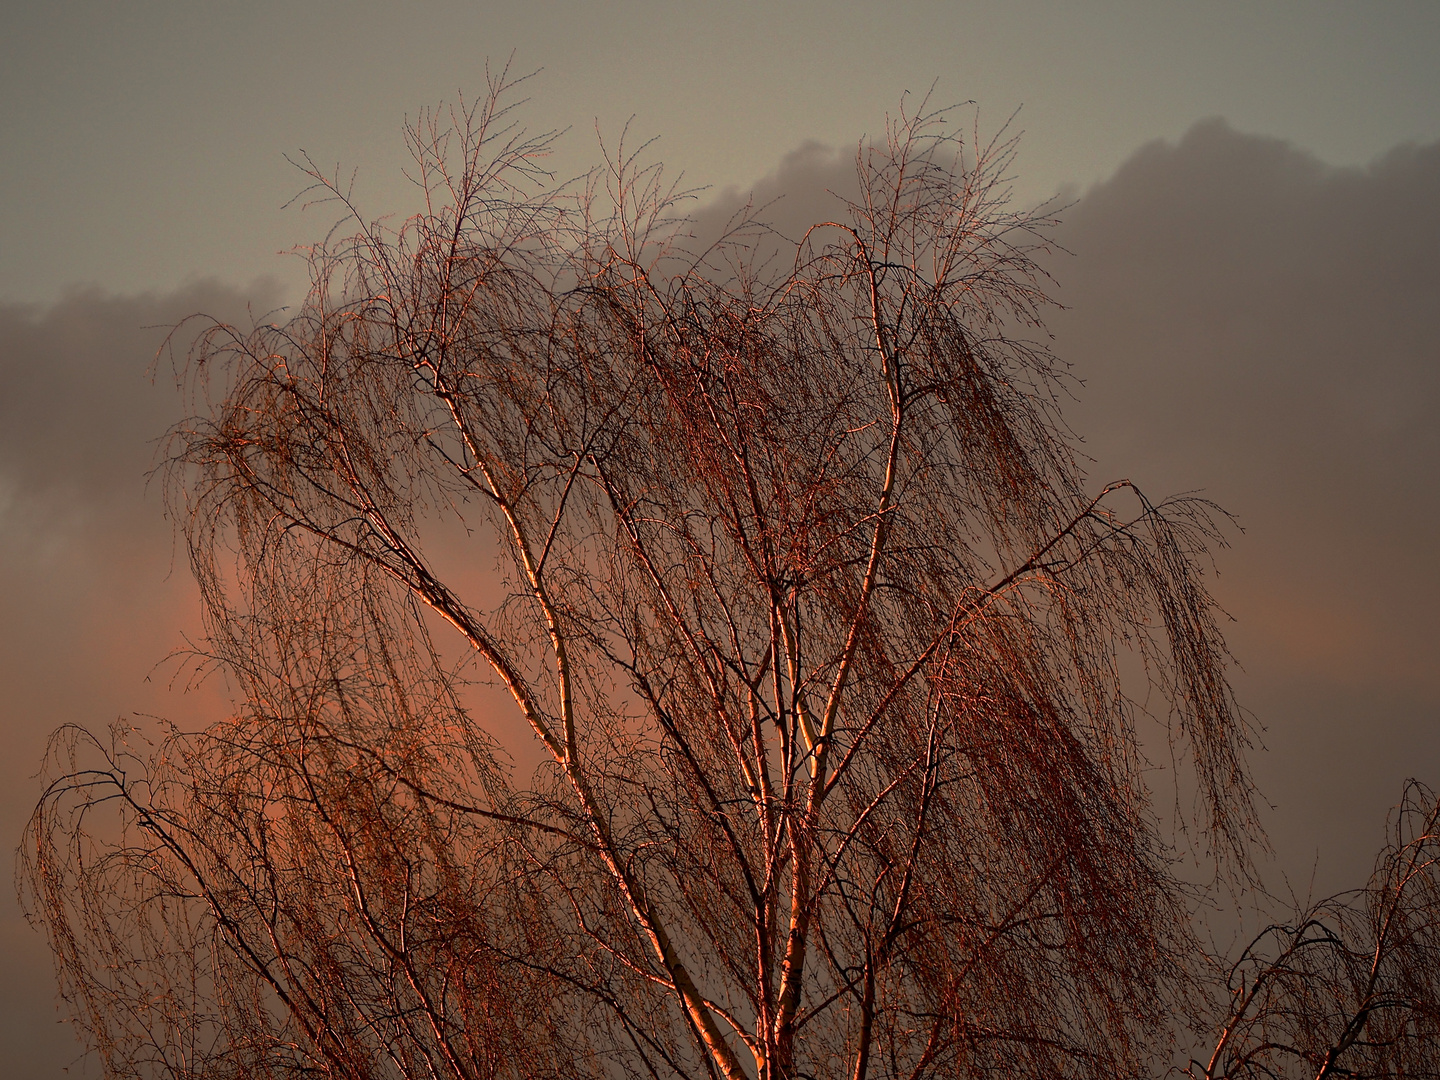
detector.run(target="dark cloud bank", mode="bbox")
[2,124,1437,1077]
[0,281,284,1079]
[1053,121,1440,888]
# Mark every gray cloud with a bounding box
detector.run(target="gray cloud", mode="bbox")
[681,140,861,263]
[0,280,286,1080]
[1049,120,1440,893]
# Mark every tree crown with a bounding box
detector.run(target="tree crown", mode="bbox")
[23,74,1264,1080]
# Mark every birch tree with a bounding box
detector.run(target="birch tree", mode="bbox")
[1193,781,1440,1080]
[24,74,1261,1080]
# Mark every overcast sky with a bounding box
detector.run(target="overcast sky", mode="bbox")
[3,4,1439,1077]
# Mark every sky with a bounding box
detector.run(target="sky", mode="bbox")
[2,3,1439,1076]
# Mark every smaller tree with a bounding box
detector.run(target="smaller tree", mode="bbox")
[1193,780,1440,1080]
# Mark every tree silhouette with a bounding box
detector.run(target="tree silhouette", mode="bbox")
[1192,780,1440,1080]
[24,73,1271,1080]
